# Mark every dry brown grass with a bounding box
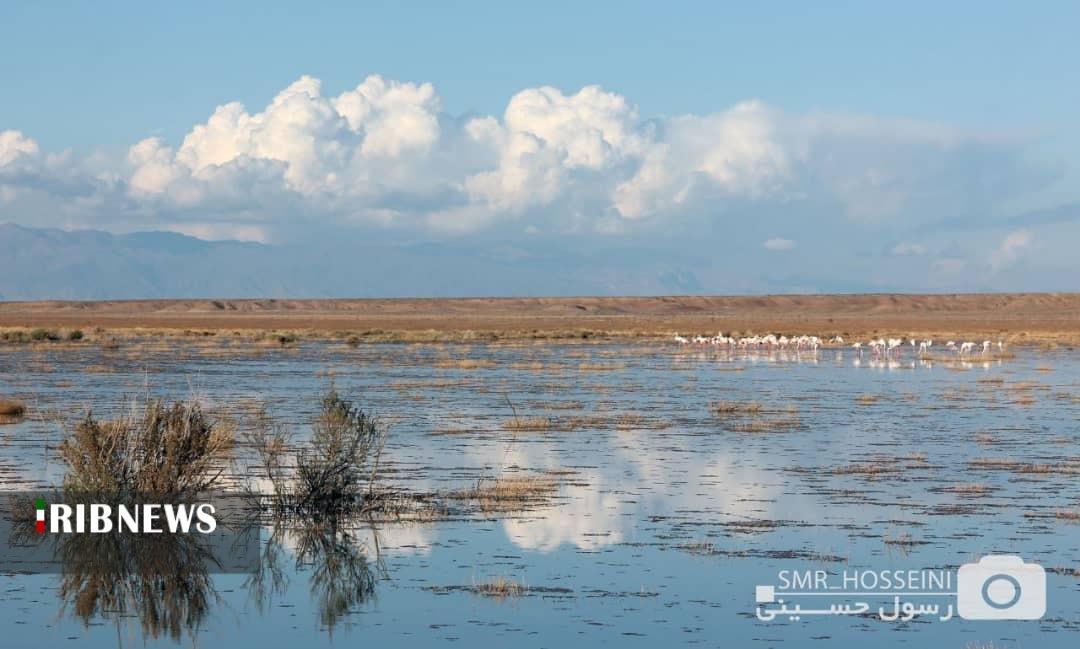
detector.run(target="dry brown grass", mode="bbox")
[451,474,559,512]
[0,399,26,417]
[504,417,554,432]
[540,400,585,411]
[944,483,992,495]
[432,358,496,370]
[577,362,626,372]
[714,401,763,415]
[828,462,895,476]
[472,576,526,599]
[714,401,799,433]
[728,413,802,433]
[968,457,1021,470]
[429,425,476,436]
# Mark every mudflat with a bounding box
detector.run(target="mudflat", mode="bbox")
[1,294,1078,344]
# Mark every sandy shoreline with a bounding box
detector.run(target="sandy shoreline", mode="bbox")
[1,294,1078,344]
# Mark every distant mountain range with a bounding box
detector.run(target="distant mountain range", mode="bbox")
[0,223,715,300]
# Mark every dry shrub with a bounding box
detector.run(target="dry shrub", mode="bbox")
[60,399,233,497]
[251,390,387,516]
[295,391,385,514]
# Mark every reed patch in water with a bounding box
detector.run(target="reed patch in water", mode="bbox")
[449,474,559,512]
[504,416,554,432]
[0,399,26,417]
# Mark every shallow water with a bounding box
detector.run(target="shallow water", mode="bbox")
[1,340,1079,647]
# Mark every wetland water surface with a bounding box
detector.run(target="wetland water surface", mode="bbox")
[1,340,1079,647]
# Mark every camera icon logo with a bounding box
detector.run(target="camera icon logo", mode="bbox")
[957,555,1045,620]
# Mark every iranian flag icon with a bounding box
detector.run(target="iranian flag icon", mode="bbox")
[35,498,46,534]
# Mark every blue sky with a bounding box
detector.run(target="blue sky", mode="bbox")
[1,1,1078,294]
[5,2,1079,147]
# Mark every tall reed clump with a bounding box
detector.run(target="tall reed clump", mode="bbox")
[60,400,234,498]
[251,390,387,516]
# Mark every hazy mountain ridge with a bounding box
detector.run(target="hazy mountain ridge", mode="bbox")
[0,223,712,300]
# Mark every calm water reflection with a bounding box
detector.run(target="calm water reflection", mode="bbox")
[1,341,1078,647]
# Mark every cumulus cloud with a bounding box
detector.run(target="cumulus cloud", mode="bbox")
[763,237,795,251]
[0,74,1059,241]
[0,130,39,167]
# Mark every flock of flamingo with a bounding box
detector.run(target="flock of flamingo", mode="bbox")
[672,333,1005,357]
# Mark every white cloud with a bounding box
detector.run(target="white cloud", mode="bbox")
[0,130,39,166]
[763,237,795,251]
[0,75,1058,241]
[614,101,790,219]
[990,229,1033,271]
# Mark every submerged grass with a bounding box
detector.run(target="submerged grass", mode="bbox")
[713,400,800,432]
[471,576,526,598]
[449,474,559,512]
[714,401,763,415]
[504,417,554,432]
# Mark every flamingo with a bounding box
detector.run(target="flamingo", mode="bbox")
[982,340,991,355]
[674,334,688,345]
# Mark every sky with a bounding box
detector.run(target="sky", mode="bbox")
[1,1,1079,295]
